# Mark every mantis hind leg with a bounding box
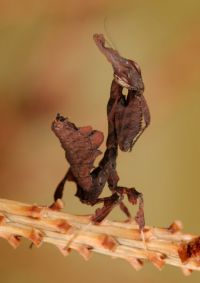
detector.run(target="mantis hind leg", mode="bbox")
[91,192,122,223]
[116,186,145,229]
[90,193,134,223]
[119,201,131,218]
[53,168,75,201]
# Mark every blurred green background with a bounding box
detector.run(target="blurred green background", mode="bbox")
[0,0,200,282]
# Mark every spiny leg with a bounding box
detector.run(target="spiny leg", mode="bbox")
[119,201,131,218]
[53,169,75,201]
[130,94,151,150]
[50,168,75,210]
[90,193,123,223]
[106,165,132,221]
[90,193,133,224]
[116,186,145,230]
[89,189,132,223]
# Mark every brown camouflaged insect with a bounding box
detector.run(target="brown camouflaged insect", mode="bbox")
[51,34,150,230]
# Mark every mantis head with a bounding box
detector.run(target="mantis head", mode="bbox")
[93,33,144,93]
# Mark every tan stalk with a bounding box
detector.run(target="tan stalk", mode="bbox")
[0,198,199,275]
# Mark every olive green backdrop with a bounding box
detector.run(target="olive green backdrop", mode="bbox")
[0,0,200,282]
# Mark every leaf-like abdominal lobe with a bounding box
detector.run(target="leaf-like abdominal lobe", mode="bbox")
[52,115,104,191]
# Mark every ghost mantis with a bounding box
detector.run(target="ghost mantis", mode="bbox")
[51,34,150,230]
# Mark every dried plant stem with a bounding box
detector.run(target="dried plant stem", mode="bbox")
[0,198,199,274]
